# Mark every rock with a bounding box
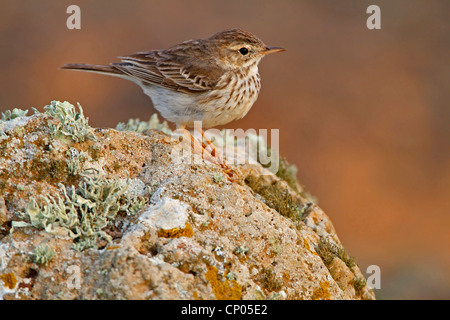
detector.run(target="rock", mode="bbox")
[0,101,375,300]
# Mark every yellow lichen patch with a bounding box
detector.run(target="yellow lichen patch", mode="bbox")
[205,265,242,300]
[311,281,331,300]
[157,223,194,238]
[304,237,311,251]
[303,237,318,255]
[0,272,17,290]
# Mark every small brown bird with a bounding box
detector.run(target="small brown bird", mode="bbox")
[61,29,285,130]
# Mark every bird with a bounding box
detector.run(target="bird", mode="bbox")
[61,29,285,178]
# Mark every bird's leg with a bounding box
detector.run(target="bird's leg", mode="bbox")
[175,125,238,181]
[195,127,224,164]
[176,126,218,165]
[194,127,239,181]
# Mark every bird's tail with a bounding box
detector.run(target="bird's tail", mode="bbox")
[60,63,124,78]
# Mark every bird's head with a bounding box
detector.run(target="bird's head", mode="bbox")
[209,29,285,69]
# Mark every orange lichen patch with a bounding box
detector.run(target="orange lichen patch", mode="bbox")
[106,245,121,250]
[205,265,242,300]
[157,223,194,238]
[192,291,202,300]
[281,272,290,283]
[0,272,18,290]
[311,281,331,300]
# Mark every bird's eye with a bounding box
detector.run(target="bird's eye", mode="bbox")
[239,47,249,55]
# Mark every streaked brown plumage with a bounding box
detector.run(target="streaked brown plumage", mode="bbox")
[61,29,285,129]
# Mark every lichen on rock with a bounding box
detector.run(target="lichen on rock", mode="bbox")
[0,101,375,300]
[44,101,96,143]
[13,174,148,251]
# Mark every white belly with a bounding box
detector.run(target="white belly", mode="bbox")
[138,66,261,128]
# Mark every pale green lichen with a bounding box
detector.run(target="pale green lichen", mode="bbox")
[0,108,30,141]
[66,147,88,176]
[1,108,28,121]
[123,196,148,216]
[268,237,283,256]
[115,113,172,135]
[226,272,236,281]
[211,172,224,183]
[44,101,96,143]
[13,174,148,251]
[234,245,249,256]
[32,245,56,265]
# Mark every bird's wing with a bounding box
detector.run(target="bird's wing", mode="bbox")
[115,46,223,94]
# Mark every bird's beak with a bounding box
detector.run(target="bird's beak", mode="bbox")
[263,46,286,55]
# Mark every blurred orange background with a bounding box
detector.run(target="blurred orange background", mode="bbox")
[1,0,449,299]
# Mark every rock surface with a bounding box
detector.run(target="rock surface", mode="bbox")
[0,102,375,300]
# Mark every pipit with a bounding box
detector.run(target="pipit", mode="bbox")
[62,29,285,179]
